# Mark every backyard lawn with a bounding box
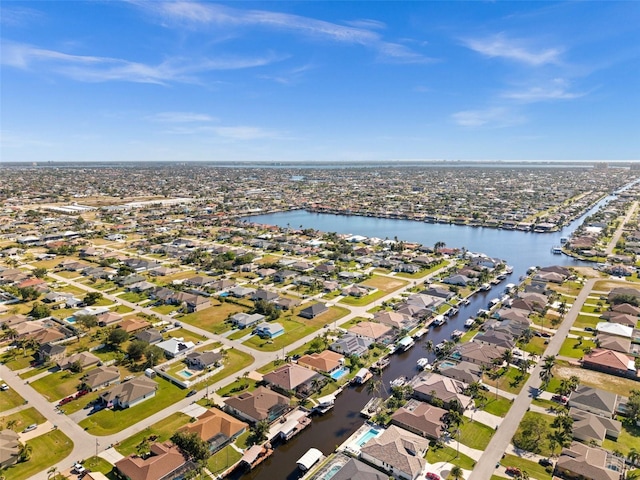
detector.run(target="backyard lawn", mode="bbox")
[603,422,640,457]
[1,430,74,480]
[208,445,242,475]
[114,412,191,456]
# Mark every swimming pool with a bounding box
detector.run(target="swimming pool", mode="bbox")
[318,464,342,480]
[64,316,76,324]
[179,370,194,378]
[330,366,349,380]
[439,360,457,369]
[356,427,381,447]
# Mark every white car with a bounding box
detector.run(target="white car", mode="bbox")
[73,463,86,474]
[23,424,37,433]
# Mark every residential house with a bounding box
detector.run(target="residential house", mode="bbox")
[37,343,66,363]
[185,351,222,370]
[229,312,265,329]
[600,311,637,327]
[473,331,516,350]
[135,329,163,344]
[374,311,416,331]
[360,425,429,480]
[118,317,150,334]
[274,297,301,311]
[178,408,248,453]
[156,338,195,358]
[330,333,373,357]
[254,322,284,339]
[348,322,393,343]
[274,270,298,283]
[228,286,256,298]
[390,399,447,440]
[0,429,20,468]
[442,274,472,286]
[570,408,621,445]
[100,376,158,409]
[569,386,618,419]
[83,366,121,391]
[324,456,387,480]
[596,334,631,354]
[252,289,279,302]
[410,372,472,410]
[596,322,633,339]
[262,363,323,398]
[608,287,640,304]
[97,311,123,327]
[554,441,622,480]
[421,286,455,301]
[224,386,290,424]
[299,303,329,319]
[115,441,192,480]
[581,349,637,379]
[297,350,344,375]
[439,361,483,385]
[58,351,101,370]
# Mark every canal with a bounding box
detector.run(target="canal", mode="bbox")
[230,193,616,480]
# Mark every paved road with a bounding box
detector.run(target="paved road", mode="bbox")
[471,277,597,480]
[5,260,454,479]
[605,200,637,255]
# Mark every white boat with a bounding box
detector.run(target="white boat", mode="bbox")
[398,336,415,351]
[390,376,408,388]
[353,368,372,385]
[433,315,446,326]
[504,283,515,293]
[417,358,431,369]
[435,342,446,352]
[461,298,470,306]
[464,318,475,328]
[505,265,514,274]
[451,330,464,339]
[480,283,491,291]
[297,448,323,471]
[446,307,459,317]
[488,298,500,308]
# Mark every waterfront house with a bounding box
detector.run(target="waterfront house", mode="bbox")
[100,376,158,409]
[410,372,472,410]
[224,386,290,424]
[348,321,393,343]
[262,363,322,398]
[329,332,373,357]
[83,366,121,391]
[115,441,192,480]
[421,286,455,301]
[439,361,483,384]
[390,399,447,440]
[322,456,387,480]
[297,350,344,375]
[374,311,416,331]
[453,342,507,367]
[359,425,429,480]
[568,386,618,419]
[473,331,516,350]
[178,407,247,453]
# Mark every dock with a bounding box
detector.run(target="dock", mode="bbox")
[360,397,384,418]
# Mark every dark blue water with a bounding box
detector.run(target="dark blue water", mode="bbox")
[230,194,615,479]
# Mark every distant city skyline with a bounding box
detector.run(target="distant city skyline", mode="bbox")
[1,1,639,163]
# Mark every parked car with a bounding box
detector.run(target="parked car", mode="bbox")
[505,466,522,476]
[73,463,86,474]
[186,389,197,397]
[23,424,37,433]
[426,473,441,480]
[538,458,553,467]
[551,394,568,404]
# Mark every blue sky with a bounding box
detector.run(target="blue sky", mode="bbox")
[1,1,639,163]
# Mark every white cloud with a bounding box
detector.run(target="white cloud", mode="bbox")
[452,107,524,128]
[463,33,562,66]
[1,41,284,84]
[502,79,587,102]
[0,6,44,27]
[147,112,217,123]
[150,1,430,63]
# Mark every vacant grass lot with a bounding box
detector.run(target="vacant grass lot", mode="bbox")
[459,418,494,449]
[478,395,512,417]
[520,336,548,356]
[340,275,408,306]
[31,368,87,401]
[180,302,248,334]
[482,367,529,395]
[115,412,191,456]
[512,411,555,457]
[573,313,601,329]
[79,376,185,435]
[208,445,242,475]
[558,337,596,359]
[166,327,207,343]
[2,429,74,480]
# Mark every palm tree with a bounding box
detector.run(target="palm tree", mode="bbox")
[424,340,434,353]
[451,465,464,479]
[628,448,640,467]
[502,349,514,367]
[18,442,32,462]
[47,466,58,480]
[539,355,556,388]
